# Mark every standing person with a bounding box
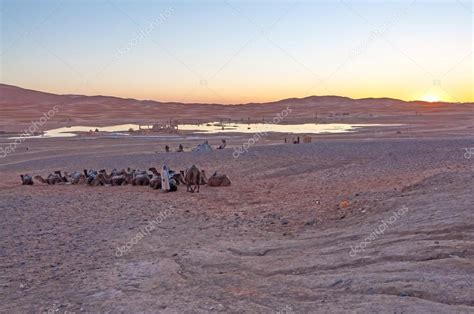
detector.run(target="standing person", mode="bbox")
[218,139,226,149]
[161,165,171,192]
[165,145,170,152]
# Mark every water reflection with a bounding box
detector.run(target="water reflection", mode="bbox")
[10,122,399,139]
[179,122,395,134]
[10,124,139,138]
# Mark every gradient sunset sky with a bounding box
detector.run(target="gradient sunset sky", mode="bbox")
[1,0,472,104]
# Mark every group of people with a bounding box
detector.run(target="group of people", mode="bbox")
[164,139,227,153]
[164,144,183,153]
[284,136,300,144]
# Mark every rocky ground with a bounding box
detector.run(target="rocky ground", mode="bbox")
[0,134,473,313]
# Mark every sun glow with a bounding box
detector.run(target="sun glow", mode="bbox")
[421,94,441,103]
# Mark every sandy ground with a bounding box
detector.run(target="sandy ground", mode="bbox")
[1,85,474,312]
[0,131,473,312]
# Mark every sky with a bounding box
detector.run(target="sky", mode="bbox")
[0,0,472,104]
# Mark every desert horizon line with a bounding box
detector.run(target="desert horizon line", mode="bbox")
[1,83,472,106]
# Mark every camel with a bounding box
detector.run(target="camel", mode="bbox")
[57,172,69,184]
[110,173,129,186]
[26,166,231,189]
[156,167,184,186]
[34,175,49,184]
[99,169,109,176]
[105,167,146,186]
[166,168,180,190]
[130,169,150,186]
[181,169,205,185]
[184,165,201,192]
[173,171,186,185]
[132,175,150,186]
[89,173,109,186]
[133,169,148,175]
[148,167,160,176]
[149,175,161,189]
[65,171,85,185]
[168,177,178,191]
[201,170,231,187]
[34,171,68,185]
[97,169,128,186]
[148,167,162,189]
[20,174,34,185]
[84,169,100,185]
[81,169,103,186]
[86,169,128,186]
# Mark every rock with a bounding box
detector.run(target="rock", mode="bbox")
[339,200,349,209]
[281,219,289,225]
[305,219,316,226]
[329,279,343,287]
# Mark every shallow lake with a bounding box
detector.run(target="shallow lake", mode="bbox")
[179,122,399,134]
[10,122,400,138]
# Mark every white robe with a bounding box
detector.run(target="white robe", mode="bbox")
[161,166,171,192]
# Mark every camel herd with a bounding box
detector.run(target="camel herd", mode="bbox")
[20,165,231,193]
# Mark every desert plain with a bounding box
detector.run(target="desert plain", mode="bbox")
[0,84,473,313]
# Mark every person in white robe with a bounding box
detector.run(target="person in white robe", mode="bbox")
[161,165,171,192]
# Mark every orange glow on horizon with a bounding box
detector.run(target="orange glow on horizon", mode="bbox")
[420,94,441,103]
[9,80,473,105]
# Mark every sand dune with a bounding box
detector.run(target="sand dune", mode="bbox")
[1,84,473,132]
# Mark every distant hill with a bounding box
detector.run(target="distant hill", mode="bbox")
[0,83,472,128]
